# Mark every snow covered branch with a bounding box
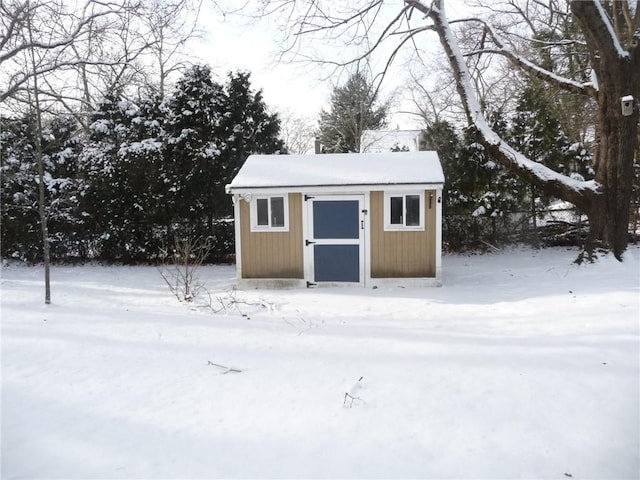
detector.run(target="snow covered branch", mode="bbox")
[451,17,598,98]
[419,0,599,209]
[571,1,637,67]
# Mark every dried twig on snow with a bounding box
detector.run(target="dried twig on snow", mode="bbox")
[207,361,242,374]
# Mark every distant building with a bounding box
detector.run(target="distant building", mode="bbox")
[360,129,427,153]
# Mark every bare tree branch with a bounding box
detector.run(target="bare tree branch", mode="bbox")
[450,17,598,98]
[414,0,599,210]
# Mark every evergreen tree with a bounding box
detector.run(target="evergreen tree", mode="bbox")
[118,93,167,257]
[164,66,284,257]
[318,72,388,153]
[42,116,85,259]
[1,116,40,261]
[80,93,160,262]
[214,71,284,217]
[421,121,471,250]
[1,115,84,261]
[3,65,285,263]
[424,117,531,250]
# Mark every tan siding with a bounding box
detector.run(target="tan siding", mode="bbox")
[240,193,304,278]
[370,190,436,278]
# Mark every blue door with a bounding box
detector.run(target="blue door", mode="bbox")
[308,196,364,284]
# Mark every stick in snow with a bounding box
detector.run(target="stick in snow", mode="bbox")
[207,361,242,374]
[344,377,364,407]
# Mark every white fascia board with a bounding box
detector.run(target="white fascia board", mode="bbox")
[227,183,444,196]
[232,194,243,281]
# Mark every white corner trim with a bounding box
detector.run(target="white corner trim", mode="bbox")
[232,194,243,281]
[435,187,443,281]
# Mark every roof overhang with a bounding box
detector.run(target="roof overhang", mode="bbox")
[227,182,444,195]
[226,152,445,195]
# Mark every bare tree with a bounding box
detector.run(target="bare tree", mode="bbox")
[0,1,140,105]
[159,236,212,303]
[138,0,204,99]
[278,108,317,153]
[252,0,639,260]
[1,0,144,303]
[24,13,51,304]
[1,0,206,130]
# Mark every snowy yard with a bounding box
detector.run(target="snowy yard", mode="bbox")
[2,246,639,479]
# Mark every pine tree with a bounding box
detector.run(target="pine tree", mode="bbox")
[213,71,284,218]
[164,64,227,244]
[505,79,594,244]
[318,72,388,153]
[508,80,594,184]
[424,117,531,250]
[41,116,85,259]
[1,116,40,261]
[80,92,157,262]
[1,115,84,261]
[164,66,284,258]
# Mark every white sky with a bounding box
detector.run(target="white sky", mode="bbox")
[191,2,469,130]
[195,8,333,123]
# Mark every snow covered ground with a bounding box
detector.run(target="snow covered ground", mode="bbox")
[2,246,639,479]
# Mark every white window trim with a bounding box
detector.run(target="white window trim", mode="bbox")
[383,191,425,231]
[250,194,289,232]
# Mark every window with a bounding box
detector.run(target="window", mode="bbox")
[384,192,425,231]
[251,195,289,231]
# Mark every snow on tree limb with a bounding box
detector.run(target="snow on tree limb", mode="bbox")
[571,1,636,71]
[592,0,630,59]
[414,0,599,207]
[451,18,598,98]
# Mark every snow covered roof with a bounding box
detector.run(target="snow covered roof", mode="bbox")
[360,129,425,153]
[226,152,444,192]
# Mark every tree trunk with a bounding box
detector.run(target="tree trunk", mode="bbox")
[571,0,640,260]
[35,117,52,304]
[419,0,638,260]
[27,2,51,304]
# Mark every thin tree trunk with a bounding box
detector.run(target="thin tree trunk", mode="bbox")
[531,185,539,248]
[26,2,51,304]
[34,112,51,304]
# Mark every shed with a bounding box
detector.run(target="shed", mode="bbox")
[225,152,444,288]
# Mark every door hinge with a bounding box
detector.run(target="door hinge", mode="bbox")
[305,239,316,246]
[306,281,317,288]
[304,195,315,201]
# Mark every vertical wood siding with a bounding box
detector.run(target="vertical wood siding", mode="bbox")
[370,190,436,278]
[240,193,304,278]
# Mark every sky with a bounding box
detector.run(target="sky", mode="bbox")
[195,7,334,124]
[196,9,331,121]
[192,2,468,129]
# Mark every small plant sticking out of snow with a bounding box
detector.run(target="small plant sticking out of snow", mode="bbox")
[344,377,365,408]
[159,236,211,302]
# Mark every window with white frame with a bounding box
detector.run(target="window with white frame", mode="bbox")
[384,192,425,231]
[250,195,289,231]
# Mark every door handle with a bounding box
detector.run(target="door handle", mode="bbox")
[360,220,364,229]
